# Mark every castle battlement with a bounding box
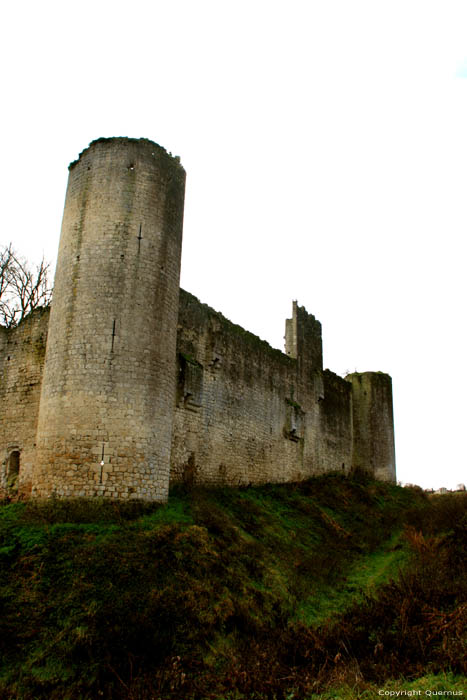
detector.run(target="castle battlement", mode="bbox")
[0,138,396,500]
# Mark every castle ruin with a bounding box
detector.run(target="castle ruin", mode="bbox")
[0,138,396,501]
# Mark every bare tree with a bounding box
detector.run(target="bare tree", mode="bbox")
[0,244,52,328]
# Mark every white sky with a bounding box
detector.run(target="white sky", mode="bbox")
[2,0,467,490]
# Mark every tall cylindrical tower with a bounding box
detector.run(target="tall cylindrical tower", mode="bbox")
[34,138,185,501]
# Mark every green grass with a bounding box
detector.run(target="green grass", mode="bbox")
[297,530,411,624]
[305,673,466,698]
[0,473,465,699]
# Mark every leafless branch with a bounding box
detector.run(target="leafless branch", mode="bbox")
[0,243,52,328]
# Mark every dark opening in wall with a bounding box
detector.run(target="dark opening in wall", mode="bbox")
[7,450,20,489]
[284,399,304,442]
[178,353,203,412]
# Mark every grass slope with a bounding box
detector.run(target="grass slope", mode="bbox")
[0,473,465,699]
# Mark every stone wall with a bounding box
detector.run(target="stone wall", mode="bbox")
[0,308,49,497]
[172,290,300,486]
[171,291,354,486]
[0,293,394,497]
[317,370,353,476]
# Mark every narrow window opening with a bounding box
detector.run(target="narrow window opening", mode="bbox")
[7,450,20,489]
[111,319,117,353]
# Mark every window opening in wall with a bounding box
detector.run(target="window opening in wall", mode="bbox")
[178,353,203,412]
[138,223,143,252]
[284,399,304,442]
[7,450,20,489]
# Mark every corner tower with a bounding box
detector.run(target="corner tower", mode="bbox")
[346,371,396,483]
[34,138,185,501]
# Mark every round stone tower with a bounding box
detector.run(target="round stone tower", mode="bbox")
[346,371,396,483]
[34,138,185,501]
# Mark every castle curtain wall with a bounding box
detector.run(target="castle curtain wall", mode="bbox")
[0,293,358,499]
[0,295,392,498]
[0,309,49,497]
[317,370,353,476]
[170,291,354,486]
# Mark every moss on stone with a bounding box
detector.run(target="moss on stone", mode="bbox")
[179,352,203,368]
[286,397,302,410]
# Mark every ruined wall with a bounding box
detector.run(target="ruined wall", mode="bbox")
[33,138,185,501]
[171,290,301,486]
[0,308,49,496]
[346,372,396,482]
[0,295,389,498]
[171,292,354,486]
[0,290,357,499]
[316,370,353,476]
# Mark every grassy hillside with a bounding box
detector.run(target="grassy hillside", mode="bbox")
[0,472,465,699]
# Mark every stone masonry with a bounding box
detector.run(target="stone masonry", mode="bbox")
[0,138,396,500]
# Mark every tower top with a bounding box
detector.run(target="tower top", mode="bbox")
[68,137,184,171]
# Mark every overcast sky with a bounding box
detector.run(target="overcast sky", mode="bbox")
[2,0,467,490]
